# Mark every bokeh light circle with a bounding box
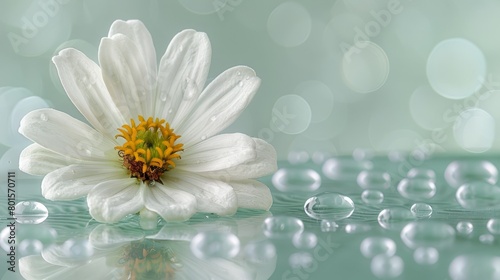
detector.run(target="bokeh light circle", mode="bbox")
[267,2,312,48]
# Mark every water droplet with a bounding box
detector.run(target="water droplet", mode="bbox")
[407,168,436,181]
[397,178,437,200]
[287,150,309,165]
[400,221,455,249]
[178,45,184,52]
[292,232,317,249]
[210,115,217,122]
[410,203,433,218]
[200,135,207,141]
[378,207,414,230]
[263,216,304,238]
[160,94,167,101]
[190,231,240,259]
[486,218,500,235]
[19,239,43,256]
[361,190,384,205]
[357,170,392,190]
[345,223,371,234]
[236,71,241,76]
[238,81,244,87]
[360,237,396,258]
[455,182,500,209]
[449,255,500,280]
[413,247,439,265]
[456,221,474,236]
[322,158,373,180]
[272,168,321,192]
[304,192,355,221]
[168,108,173,114]
[243,240,276,264]
[289,252,313,269]
[40,113,48,121]
[245,75,251,80]
[479,234,495,244]
[62,238,94,261]
[352,148,374,161]
[371,255,404,278]
[13,201,48,224]
[444,160,498,188]
[320,219,339,232]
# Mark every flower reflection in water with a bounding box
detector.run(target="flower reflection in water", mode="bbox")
[19,213,275,280]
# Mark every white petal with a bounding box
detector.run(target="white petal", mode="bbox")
[108,19,157,82]
[19,108,117,161]
[143,182,196,221]
[19,143,81,176]
[52,48,126,139]
[87,178,144,223]
[167,171,237,216]
[176,66,260,147]
[177,133,256,173]
[99,34,154,118]
[155,30,211,125]
[199,138,277,180]
[42,162,125,200]
[231,179,273,210]
[19,255,62,280]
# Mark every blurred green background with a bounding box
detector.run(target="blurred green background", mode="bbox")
[1,0,500,163]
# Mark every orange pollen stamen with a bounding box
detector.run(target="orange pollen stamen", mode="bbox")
[114,115,183,184]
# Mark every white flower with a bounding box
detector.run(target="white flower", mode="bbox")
[18,19,276,223]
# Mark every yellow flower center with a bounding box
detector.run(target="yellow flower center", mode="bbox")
[115,116,183,184]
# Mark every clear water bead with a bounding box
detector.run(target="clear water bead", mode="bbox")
[371,255,404,279]
[455,182,500,209]
[360,237,396,258]
[449,255,500,280]
[190,231,240,259]
[320,220,339,232]
[445,160,498,188]
[407,168,436,181]
[377,207,414,230]
[272,168,321,192]
[40,113,48,121]
[456,221,474,235]
[479,234,495,244]
[361,190,384,205]
[322,158,373,180]
[357,170,391,190]
[304,192,355,221]
[400,221,455,249]
[62,239,94,261]
[397,178,437,200]
[345,223,371,234]
[14,201,49,224]
[413,247,439,265]
[263,216,304,238]
[19,239,43,256]
[486,218,500,234]
[292,231,318,249]
[289,252,314,269]
[243,240,276,263]
[410,203,433,218]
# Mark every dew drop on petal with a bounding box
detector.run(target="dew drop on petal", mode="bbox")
[210,115,217,122]
[486,218,500,235]
[371,255,404,279]
[200,135,207,141]
[320,219,339,232]
[160,94,167,101]
[19,239,43,256]
[238,81,244,87]
[304,192,355,221]
[413,247,439,265]
[357,170,391,190]
[243,240,276,264]
[272,168,321,192]
[410,203,433,218]
[400,221,455,249]
[40,113,48,121]
[14,201,48,224]
[444,160,498,188]
[190,231,240,259]
[263,216,304,238]
[377,207,414,230]
[407,168,436,181]
[360,237,397,258]
[289,252,314,269]
[479,234,495,244]
[236,71,241,76]
[397,178,437,200]
[455,182,500,209]
[456,221,474,236]
[449,255,500,280]
[322,158,373,180]
[361,190,384,205]
[292,231,317,249]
